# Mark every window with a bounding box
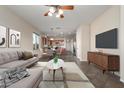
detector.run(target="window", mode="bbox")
[33,32,39,50]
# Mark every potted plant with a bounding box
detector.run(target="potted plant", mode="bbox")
[53,54,59,64]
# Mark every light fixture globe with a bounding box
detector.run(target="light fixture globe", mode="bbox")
[58,9,63,15]
[50,38,54,40]
[49,7,56,13]
[48,12,53,16]
[56,14,60,18]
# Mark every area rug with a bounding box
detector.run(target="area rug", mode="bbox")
[33,62,95,88]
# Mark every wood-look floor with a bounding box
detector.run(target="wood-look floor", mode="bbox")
[76,62,124,88]
[39,51,124,88]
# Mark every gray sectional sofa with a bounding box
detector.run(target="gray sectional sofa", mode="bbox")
[0,51,39,68]
[0,51,42,88]
[8,68,43,88]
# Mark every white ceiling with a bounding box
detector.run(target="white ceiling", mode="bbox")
[7,5,110,37]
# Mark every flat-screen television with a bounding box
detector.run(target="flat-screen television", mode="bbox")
[96,28,118,49]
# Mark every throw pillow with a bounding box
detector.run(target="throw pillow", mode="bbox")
[3,67,30,87]
[23,51,33,60]
[4,68,20,87]
[17,51,24,60]
[16,68,30,80]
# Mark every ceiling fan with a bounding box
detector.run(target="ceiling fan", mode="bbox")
[44,5,74,19]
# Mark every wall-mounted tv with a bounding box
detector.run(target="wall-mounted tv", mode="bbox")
[96,28,118,49]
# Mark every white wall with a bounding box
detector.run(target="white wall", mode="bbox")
[120,6,124,83]
[76,24,90,61]
[90,6,120,55]
[0,6,42,56]
[66,39,71,51]
[65,34,76,52]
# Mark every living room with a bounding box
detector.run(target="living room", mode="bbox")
[0,2,124,90]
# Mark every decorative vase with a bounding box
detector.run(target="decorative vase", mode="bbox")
[54,55,58,64]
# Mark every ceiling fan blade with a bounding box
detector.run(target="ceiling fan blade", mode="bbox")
[45,5,58,7]
[44,11,49,16]
[60,14,64,19]
[59,6,74,10]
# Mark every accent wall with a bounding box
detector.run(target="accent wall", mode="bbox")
[0,6,42,56]
[90,6,120,55]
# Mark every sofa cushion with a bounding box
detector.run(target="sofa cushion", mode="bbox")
[0,60,29,68]
[17,51,23,60]
[8,68,42,88]
[23,51,33,60]
[0,51,19,65]
[21,57,39,68]
[26,57,39,63]
[0,57,39,68]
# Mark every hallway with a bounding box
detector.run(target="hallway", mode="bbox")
[39,51,76,62]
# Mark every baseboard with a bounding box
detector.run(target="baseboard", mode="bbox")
[75,57,80,62]
[78,58,87,62]
[114,72,120,76]
[80,60,88,62]
[109,71,120,77]
[120,79,124,83]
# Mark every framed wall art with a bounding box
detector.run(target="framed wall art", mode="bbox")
[9,29,21,48]
[0,25,7,48]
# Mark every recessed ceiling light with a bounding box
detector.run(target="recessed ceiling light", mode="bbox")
[46,34,49,36]
[60,32,63,34]
[51,28,54,30]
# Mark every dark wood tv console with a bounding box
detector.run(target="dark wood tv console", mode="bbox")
[87,52,120,73]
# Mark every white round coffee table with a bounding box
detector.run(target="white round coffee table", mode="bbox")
[46,59,64,80]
